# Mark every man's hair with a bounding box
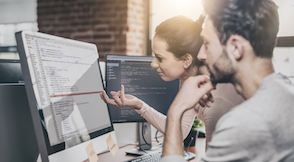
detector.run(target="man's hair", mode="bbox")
[203,0,279,58]
[155,15,205,66]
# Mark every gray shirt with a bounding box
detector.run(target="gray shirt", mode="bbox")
[161,73,294,162]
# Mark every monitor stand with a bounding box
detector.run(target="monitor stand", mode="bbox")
[125,122,162,156]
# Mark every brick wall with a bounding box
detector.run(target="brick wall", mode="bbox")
[126,0,145,56]
[37,0,146,60]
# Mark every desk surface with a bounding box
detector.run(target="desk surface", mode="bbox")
[95,137,206,162]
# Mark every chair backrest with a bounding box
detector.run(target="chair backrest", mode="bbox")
[0,84,39,162]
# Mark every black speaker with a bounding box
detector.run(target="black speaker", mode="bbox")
[137,122,152,150]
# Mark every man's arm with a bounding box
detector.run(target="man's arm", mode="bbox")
[161,75,214,159]
[162,102,185,157]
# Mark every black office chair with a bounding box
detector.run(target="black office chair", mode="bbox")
[0,84,39,162]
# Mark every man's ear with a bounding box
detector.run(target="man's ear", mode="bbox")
[182,54,193,69]
[227,35,244,61]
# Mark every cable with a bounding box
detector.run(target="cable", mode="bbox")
[155,130,159,143]
[154,130,162,146]
[184,136,194,156]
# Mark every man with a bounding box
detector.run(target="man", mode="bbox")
[161,0,294,161]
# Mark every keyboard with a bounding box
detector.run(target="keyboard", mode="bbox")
[124,151,196,162]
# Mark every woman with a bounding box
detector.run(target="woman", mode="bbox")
[100,15,244,149]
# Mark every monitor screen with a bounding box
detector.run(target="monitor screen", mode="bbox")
[105,55,179,123]
[16,31,115,162]
[0,59,24,84]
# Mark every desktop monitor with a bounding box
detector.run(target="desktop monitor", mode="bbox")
[105,55,179,150]
[0,59,24,84]
[16,31,116,162]
[105,55,179,123]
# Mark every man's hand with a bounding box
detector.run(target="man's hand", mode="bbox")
[99,85,143,110]
[199,91,214,107]
[169,75,215,117]
[162,75,214,158]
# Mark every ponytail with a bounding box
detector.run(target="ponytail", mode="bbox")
[195,14,206,29]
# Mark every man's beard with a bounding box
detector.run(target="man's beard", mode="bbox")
[206,49,236,84]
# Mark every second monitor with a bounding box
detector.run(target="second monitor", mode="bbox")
[105,55,179,123]
[105,55,179,151]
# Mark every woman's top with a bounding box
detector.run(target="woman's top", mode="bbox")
[135,83,244,149]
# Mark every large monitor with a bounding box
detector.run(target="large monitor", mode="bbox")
[0,59,23,84]
[105,55,179,151]
[16,31,116,162]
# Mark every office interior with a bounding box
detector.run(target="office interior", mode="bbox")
[0,0,294,161]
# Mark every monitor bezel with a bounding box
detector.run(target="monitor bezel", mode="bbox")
[105,54,152,123]
[0,59,20,63]
[16,31,115,162]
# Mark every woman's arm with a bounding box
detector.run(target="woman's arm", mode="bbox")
[136,102,199,140]
[100,84,200,140]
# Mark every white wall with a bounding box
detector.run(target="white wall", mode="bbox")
[274,0,294,37]
[272,0,294,80]
[0,0,38,58]
[150,0,203,40]
[0,0,37,24]
[273,47,294,80]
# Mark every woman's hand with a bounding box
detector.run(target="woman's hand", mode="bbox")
[99,85,143,110]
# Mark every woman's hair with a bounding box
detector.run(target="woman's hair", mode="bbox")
[155,15,205,66]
